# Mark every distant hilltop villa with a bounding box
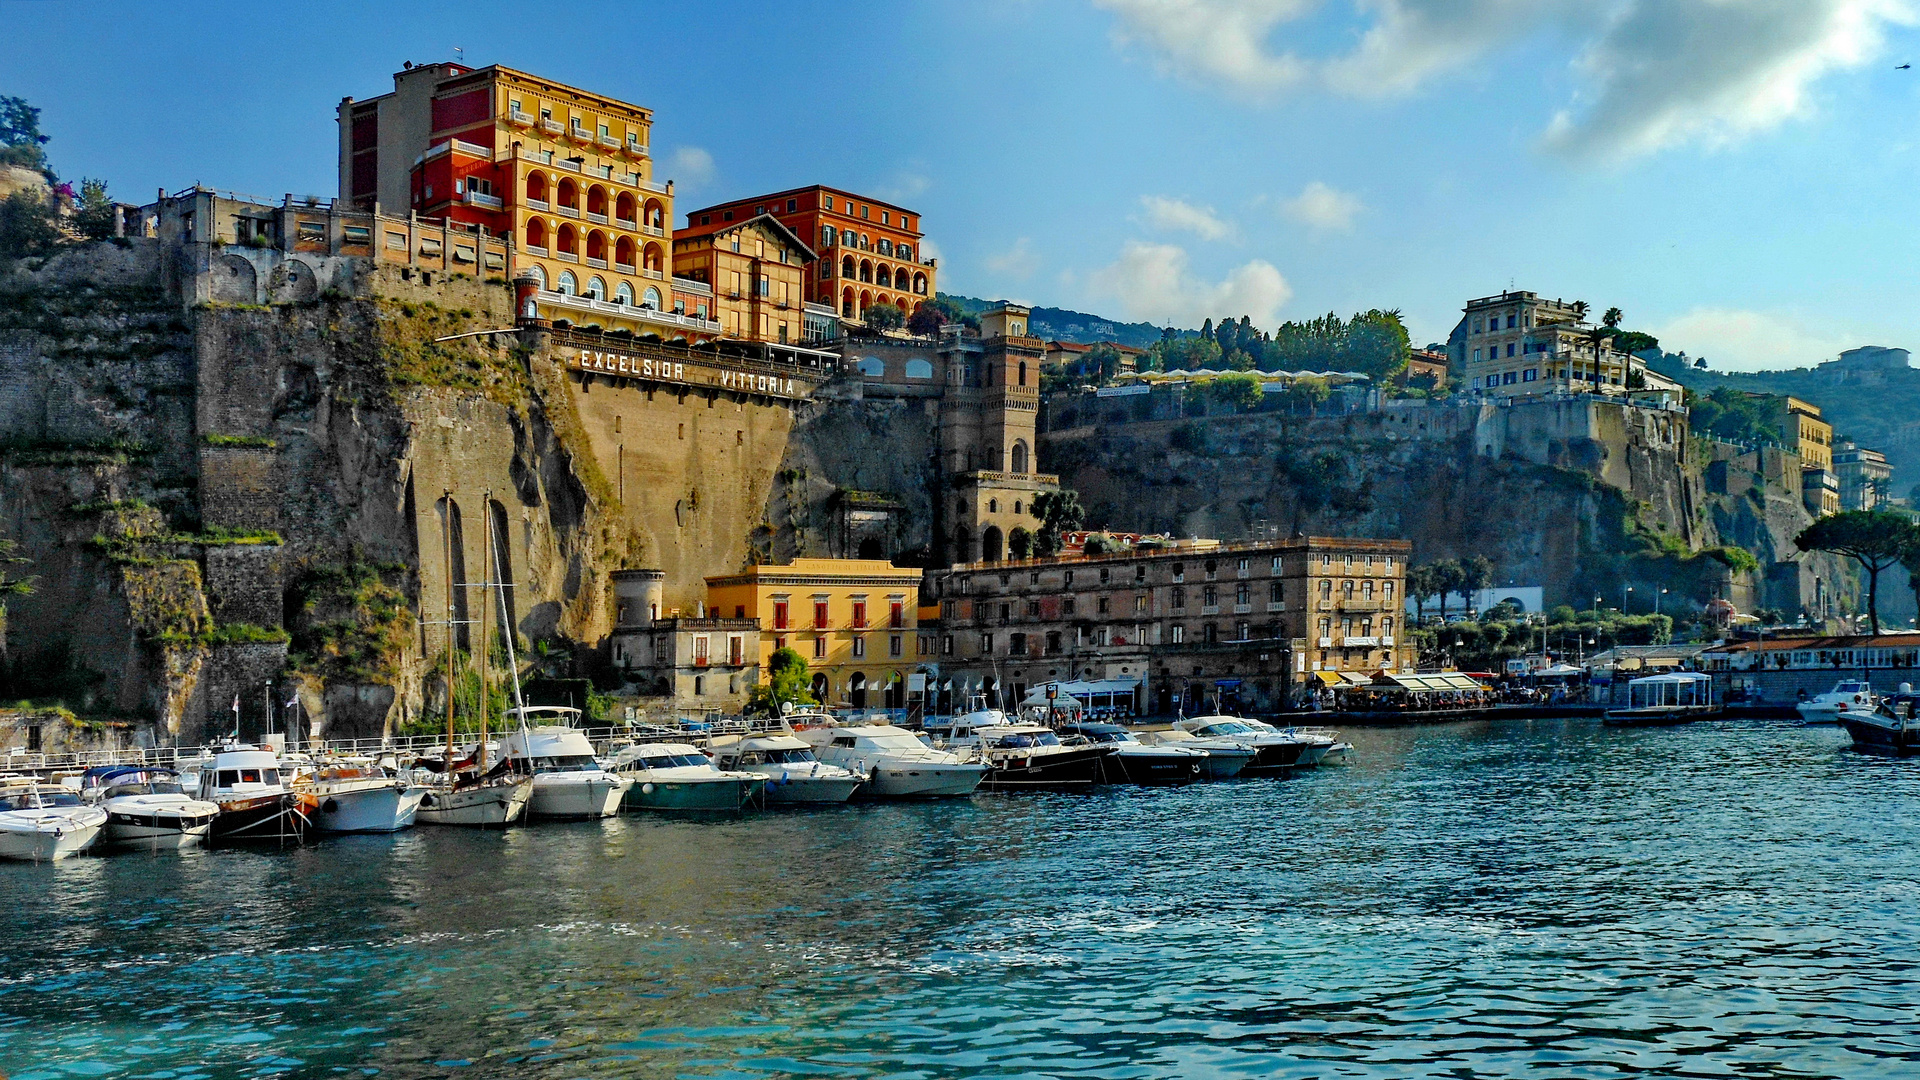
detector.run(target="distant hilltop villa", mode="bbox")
[1816,345,1912,381]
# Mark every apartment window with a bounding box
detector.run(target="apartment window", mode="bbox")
[1171,625,1185,644]
[943,634,954,655]
[1507,343,1516,357]
[729,635,745,666]
[1319,580,1332,600]
[1172,587,1186,610]
[774,635,786,652]
[1524,368,1538,382]
[1203,586,1217,607]
[1363,580,1375,600]
[1473,349,1482,363]
[1343,580,1356,599]
[1026,600,1041,618]
[1473,318,1484,333]
[1504,371,1517,385]
[1064,570,1075,587]
[1236,583,1250,606]
[981,633,993,653]
[1270,581,1283,603]
[1344,555,1354,569]
[693,635,710,666]
[1063,596,1076,615]
[1472,376,1483,389]
[1100,568,1111,584]
[1134,595,1148,614]
[1136,564,1147,582]
[1238,623,1250,641]
[1321,554,1331,567]
[824,196,834,210]
[861,205,870,219]
[1237,558,1249,574]
[889,599,904,628]
[851,598,868,628]
[814,599,830,628]
[1271,555,1282,572]
[1097,596,1110,614]
[1009,633,1026,655]
[1508,314,1517,328]
[1384,581,1395,602]
[852,636,866,659]
[773,600,790,630]
[1318,617,1332,638]
[1171,563,1184,582]
[890,634,903,658]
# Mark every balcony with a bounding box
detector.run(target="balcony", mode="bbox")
[1201,605,1220,616]
[586,256,607,269]
[552,157,581,174]
[537,288,722,332]
[615,260,636,273]
[463,189,504,210]
[616,216,637,230]
[1266,602,1285,613]
[1318,637,1333,648]
[1342,636,1381,648]
[541,118,563,135]
[627,137,650,157]
[571,125,593,141]
[556,250,578,263]
[587,211,609,224]
[524,244,549,257]
[510,110,535,127]
[526,198,550,212]
[598,134,620,148]
[642,268,664,280]
[641,224,665,238]
[451,138,492,159]
[556,205,580,218]
[1234,603,1253,614]
[639,178,671,195]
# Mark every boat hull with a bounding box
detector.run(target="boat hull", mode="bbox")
[1840,716,1920,755]
[416,778,533,828]
[0,812,106,862]
[1603,706,1720,727]
[103,808,215,848]
[981,746,1111,789]
[208,793,314,845]
[622,776,762,811]
[526,775,630,819]
[312,783,427,834]
[1100,749,1203,786]
[758,773,864,804]
[1241,741,1308,776]
[859,763,987,798]
[1193,750,1254,779]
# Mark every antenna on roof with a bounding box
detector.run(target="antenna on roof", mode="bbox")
[453,46,464,64]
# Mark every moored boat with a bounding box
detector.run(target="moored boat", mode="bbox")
[711,734,864,804]
[1838,686,1920,755]
[195,745,316,844]
[794,718,987,798]
[1133,727,1257,778]
[0,777,106,862]
[1174,715,1309,775]
[1057,722,1205,785]
[78,766,218,848]
[1604,672,1719,727]
[1797,679,1876,724]
[501,709,631,819]
[299,763,429,833]
[929,708,1113,789]
[607,743,766,810]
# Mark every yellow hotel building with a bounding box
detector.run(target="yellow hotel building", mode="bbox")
[705,559,923,710]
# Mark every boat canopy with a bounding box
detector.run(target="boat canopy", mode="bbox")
[1625,671,1712,709]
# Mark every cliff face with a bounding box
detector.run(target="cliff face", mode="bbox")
[1039,395,1855,618]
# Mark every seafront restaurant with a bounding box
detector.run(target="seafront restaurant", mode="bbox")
[1330,672,1495,716]
[1699,633,1920,703]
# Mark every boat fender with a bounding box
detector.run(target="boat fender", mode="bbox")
[641,783,655,794]
[322,798,338,813]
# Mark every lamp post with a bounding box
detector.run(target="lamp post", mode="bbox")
[1656,587,1669,616]
[1623,585,1634,612]
[1593,594,1602,614]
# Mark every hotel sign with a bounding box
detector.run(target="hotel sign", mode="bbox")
[564,347,810,400]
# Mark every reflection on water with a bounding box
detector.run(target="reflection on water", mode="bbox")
[4,719,1919,1078]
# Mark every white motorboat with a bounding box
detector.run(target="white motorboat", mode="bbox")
[1838,685,1920,755]
[711,734,864,804]
[1132,727,1258,778]
[1798,679,1876,724]
[1056,722,1206,785]
[77,767,217,848]
[0,778,107,861]
[927,712,1114,789]
[794,721,987,798]
[1173,716,1313,775]
[194,745,316,844]
[1241,718,1337,766]
[606,743,766,810]
[298,763,429,833]
[501,709,631,819]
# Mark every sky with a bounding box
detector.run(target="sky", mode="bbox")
[8,0,1920,370]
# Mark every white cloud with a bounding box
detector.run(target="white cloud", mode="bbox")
[1545,0,1915,157]
[1090,241,1291,327]
[1140,195,1232,240]
[1094,0,1314,97]
[1095,0,1914,158]
[1280,181,1363,231]
[668,146,715,188]
[986,237,1041,279]
[1653,308,1852,372]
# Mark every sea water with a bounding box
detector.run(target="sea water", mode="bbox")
[3,718,1918,1078]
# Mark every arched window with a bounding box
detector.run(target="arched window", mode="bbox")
[643,199,665,227]
[615,191,636,224]
[859,233,871,249]
[642,242,663,272]
[525,218,547,250]
[643,286,661,309]
[878,238,893,256]
[585,276,605,300]
[842,255,855,278]
[904,359,933,380]
[913,272,927,295]
[526,172,547,203]
[1319,580,1332,600]
[586,185,607,217]
[557,270,577,295]
[1342,579,1355,599]
[982,526,1003,562]
[1010,441,1029,473]
[557,224,577,254]
[1363,580,1375,600]
[586,230,607,262]
[841,287,855,317]
[615,235,635,269]
[1381,617,1394,637]
[860,260,873,283]
[557,177,577,209]
[856,356,886,376]
[614,281,634,306]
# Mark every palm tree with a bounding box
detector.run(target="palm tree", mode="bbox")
[1603,306,1623,328]
[1571,300,1591,321]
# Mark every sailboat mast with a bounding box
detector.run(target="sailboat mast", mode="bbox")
[478,491,491,772]
[443,489,456,769]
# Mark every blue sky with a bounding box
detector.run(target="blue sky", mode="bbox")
[9,0,1920,369]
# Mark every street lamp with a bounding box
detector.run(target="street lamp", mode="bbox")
[1623,585,1634,611]
[1656,587,1669,615]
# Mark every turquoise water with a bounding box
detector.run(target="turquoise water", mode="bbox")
[4,718,1919,1079]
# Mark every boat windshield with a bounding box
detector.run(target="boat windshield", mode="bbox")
[107,781,185,797]
[995,731,1062,748]
[637,753,710,769]
[1194,722,1251,736]
[1835,681,1869,694]
[528,755,600,772]
[215,768,280,786]
[0,790,83,810]
[762,748,818,765]
[1077,729,1134,744]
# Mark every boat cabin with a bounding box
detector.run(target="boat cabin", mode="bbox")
[197,747,289,801]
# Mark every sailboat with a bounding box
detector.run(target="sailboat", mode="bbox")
[416,488,534,828]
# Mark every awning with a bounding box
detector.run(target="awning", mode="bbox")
[1315,671,1345,686]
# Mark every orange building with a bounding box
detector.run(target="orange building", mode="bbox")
[338,62,719,341]
[681,186,936,324]
[670,214,815,345]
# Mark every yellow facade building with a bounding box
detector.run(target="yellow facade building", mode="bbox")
[671,214,815,345]
[705,559,923,709]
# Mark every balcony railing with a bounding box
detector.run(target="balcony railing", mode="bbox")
[555,205,579,218]
[586,256,607,269]
[556,250,578,263]
[524,244,549,256]
[451,138,492,159]
[587,211,609,224]
[639,178,670,195]
[616,216,637,230]
[598,134,619,148]
[641,268,664,280]
[463,190,504,210]
[552,158,581,174]
[641,224,665,238]
[541,118,563,135]
[526,198,550,212]
[538,288,722,332]
[571,126,594,141]
[510,110,535,127]
[614,261,635,273]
